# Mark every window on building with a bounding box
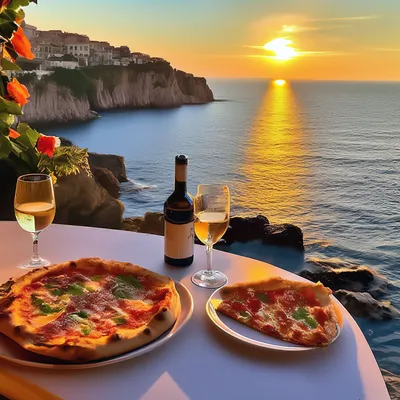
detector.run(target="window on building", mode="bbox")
[75,46,77,50]
[85,46,88,51]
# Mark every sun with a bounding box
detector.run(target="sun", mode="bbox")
[274,79,286,86]
[264,38,297,61]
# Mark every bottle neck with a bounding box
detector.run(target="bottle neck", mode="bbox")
[175,164,187,194]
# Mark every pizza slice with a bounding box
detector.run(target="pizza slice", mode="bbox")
[215,277,340,347]
[0,258,180,362]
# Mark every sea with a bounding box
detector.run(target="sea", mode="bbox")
[46,79,400,375]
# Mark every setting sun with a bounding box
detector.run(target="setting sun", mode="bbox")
[264,38,297,61]
[274,79,286,86]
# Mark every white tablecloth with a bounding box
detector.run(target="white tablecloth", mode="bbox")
[0,222,389,400]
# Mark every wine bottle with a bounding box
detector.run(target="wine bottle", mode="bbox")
[164,155,194,267]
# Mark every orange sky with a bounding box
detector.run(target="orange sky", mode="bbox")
[27,0,400,80]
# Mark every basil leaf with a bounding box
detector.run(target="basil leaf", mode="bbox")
[117,275,143,289]
[112,316,127,326]
[77,311,88,319]
[239,311,251,322]
[292,307,308,320]
[39,304,63,315]
[44,283,57,289]
[31,294,43,306]
[50,288,64,297]
[255,292,269,303]
[292,307,318,329]
[67,284,85,296]
[90,275,104,282]
[81,326,92,336]
[113,287,130,299]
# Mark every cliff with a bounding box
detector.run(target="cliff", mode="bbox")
[18,63,214,124]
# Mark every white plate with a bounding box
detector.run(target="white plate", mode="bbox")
[0,282,193,369]
[206,286,341,352]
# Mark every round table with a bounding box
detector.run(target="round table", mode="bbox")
[0,222,389,400]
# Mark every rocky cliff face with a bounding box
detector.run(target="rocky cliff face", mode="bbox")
[21,82,96,125]
[19,63,214,124]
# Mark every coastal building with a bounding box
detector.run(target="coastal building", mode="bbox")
[45,54,79,70]
[26,24,169,70]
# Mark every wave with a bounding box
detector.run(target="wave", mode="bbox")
[120,179,156,194]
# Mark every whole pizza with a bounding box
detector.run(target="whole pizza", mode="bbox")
[0,258,180,363]
[215,277,341,347]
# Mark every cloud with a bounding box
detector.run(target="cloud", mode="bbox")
[372,47,400,52]
[308,15,380,22]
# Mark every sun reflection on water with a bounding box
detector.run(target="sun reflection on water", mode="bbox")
[235,81,312,225]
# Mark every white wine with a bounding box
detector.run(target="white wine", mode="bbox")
[15,202,55,233]
[164,155,194,267]
[194,211,229,245]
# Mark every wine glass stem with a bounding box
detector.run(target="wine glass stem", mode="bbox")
[206,244,213,274]
[31,232,41,262]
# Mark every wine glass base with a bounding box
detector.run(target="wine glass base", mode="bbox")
[191,270,228,289]
[18,258,51,269]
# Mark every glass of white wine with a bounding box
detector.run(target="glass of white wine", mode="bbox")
[14,174,56,268]
[191,184,230,289]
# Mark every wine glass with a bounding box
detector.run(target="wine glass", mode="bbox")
[14,174,56,268]
[191,184,230,289]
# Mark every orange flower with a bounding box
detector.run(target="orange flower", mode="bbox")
[11,26,34,60]
[0,0,11,9]
[7,78,30,106]
[37,135,60,158]
[8,128,20,139]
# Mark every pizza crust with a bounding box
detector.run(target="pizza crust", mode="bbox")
[0,258,180,363]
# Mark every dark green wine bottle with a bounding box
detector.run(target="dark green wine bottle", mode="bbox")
[164,155,194,267]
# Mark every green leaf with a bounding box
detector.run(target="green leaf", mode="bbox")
[238,311,251,322]
[39,303,63,315]
[0,134,12,158]
[292,307,318,329]
[31,294,43,306]
[1,58,21,71]
[8,0,30,9]
[50,288,64,297]
[31,294,63,315]
[0,18,18,41]
[81,326,92,336]
[16,123,40,146]
[113,287,130,299]
[112,316,127,326]
[66,284,85,296]
[90,275,104,282]
[255,292,269,303]
[0,96,22,115]
[10,140,23,156]
[77,311,88,319]
[0,112,15,125]
[117,275,143,289]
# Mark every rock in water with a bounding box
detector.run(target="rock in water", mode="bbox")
[123,213,304,251]
[54,170,124,229]
[381,369,400,400]
[334,290,400,320]
[223,216,270,243]
[222,216,304,251]
[299,258,388,298]
[88,153,128,182]
[91,167,120,199]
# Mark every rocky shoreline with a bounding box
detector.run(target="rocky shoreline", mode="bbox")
[18,63,214,125]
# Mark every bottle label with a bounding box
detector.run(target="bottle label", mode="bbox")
[164,221,194,259]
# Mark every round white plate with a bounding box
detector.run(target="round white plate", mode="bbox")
[206,286,341,352]
[0,282,193,369]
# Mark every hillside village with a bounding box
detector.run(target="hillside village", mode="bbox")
[22,21,168,71]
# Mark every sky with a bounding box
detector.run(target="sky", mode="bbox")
[26,0,400,80]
